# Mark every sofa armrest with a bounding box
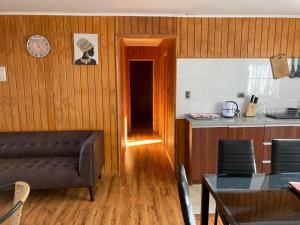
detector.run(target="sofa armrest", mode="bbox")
[78,131,105,185]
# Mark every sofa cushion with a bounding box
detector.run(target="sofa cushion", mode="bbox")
[0,157,90,189]
[0,131,93,158]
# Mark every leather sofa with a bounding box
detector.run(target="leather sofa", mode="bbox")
[0,130,104,201]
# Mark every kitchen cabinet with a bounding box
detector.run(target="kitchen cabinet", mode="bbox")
[178,121,300,184]
[228,126,265,172]
[262,126,300,173]
[191,127,228,183]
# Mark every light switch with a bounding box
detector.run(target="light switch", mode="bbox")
[0,67,6,82]
[185,91,191,99]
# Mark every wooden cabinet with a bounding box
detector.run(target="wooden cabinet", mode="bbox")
[228,126,265,172]
[262,126,300,173]
[191,127,228,183]
[180,122,300,184]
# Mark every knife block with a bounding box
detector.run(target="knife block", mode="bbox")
[246,103,257,117]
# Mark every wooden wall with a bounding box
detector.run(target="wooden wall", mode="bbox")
[0,16,118,173]
[1,15,300,174]
[177,17,300,58]
[117,17,300,58]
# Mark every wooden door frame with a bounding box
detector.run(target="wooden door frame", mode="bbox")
[116,35,177,175]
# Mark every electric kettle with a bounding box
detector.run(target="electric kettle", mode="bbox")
[222,101,239,118]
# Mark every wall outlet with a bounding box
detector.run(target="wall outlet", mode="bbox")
[0,67,6,81]
[185,91,191,99]
[237,92,245,98]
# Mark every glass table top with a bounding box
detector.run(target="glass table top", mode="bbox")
[203,173,300,225]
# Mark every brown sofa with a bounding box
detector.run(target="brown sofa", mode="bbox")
[0,130,104,201]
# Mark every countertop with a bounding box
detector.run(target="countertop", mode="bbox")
[186,114,300,128]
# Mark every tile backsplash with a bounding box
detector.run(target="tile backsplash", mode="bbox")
[176,58,300,118]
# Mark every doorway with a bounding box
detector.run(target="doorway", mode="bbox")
[119,37,176,174]
[130,61,153,132]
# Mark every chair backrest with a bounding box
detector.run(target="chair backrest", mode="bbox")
[218,140,256,174]
[271,139,300,174]
[0,181,30,225]
[177,164,196,225]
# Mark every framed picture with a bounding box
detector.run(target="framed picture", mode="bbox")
[73,33,99,65]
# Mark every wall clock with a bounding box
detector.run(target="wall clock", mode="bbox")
[27,35,51,58]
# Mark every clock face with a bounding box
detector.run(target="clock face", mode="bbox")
[27,35,50,58]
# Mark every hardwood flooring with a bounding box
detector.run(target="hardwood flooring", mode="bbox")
[0,133,219,225]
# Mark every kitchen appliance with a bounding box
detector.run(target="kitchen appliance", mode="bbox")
[222,101,239,118]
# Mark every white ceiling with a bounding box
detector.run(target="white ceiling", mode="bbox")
[0,0,300,17]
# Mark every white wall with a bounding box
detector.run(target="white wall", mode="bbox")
[176,58,300,118]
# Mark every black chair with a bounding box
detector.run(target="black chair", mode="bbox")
[214,140,256,225]
[271,139,300,174]
[177,164,196,225]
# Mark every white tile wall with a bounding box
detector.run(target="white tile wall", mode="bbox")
[176,58,300,118]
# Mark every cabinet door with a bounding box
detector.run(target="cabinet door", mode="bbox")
[228,126,265,172]
[263,126,300,172]
[191,127,228,183]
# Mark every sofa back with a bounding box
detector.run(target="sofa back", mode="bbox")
[0,131,94,158]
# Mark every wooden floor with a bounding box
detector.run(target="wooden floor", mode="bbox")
[0,133,219,225]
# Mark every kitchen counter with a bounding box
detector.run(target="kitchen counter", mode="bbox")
[186,114,300,128]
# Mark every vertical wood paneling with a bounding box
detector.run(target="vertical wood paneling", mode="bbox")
[100,16,112,172]
[0,16,12,130]
[107,17,118,173]
[11,16,27,130]
[234,18,242,57]
[253,18,263,57]
[175,17,300,58]
[187,18,195,57]
[194,18,202,57]
[208,18,216,57]
[17,16,35,131]
[201,18,208,57]
[0,15,120,173]
[1,15,300,174]
[227,18,235,57]
[71,16,83,129]
[267,19,276,57]
[78,17,90,130]
[180,18,188,57]
[56,16,69,130]
[145,17,153,34]
[49,16,62,130]
[247,18,256,57]
[64,16,76,130]
[86,16,97,130]
[42,16,55,130]
[294,19,300,56]
[240,18,249,57]
[138,17,146,34]
[273,18,283,55]
[28,16,43,131]
[287,18,296,56]
[260,18,270,57]
[221,18,229,58]
[280,18,290,55]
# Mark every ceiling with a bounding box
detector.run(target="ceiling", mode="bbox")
[0,0,300,17]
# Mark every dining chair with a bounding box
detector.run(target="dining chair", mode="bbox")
[214,140,256,225]
[177,164,196,225]
[271,139,300,174]
[0,181,30,225]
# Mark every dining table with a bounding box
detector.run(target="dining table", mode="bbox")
[201,173,300,225]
